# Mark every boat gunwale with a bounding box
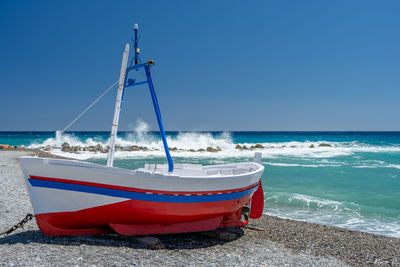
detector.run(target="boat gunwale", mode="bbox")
[19,156,265,180]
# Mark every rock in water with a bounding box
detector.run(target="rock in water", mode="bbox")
[254,144,264,149]
[309,144,315,148]
[61,142,70,152]
[235,145,242,150]
[319,143,332,147]
[61,142,69,148]
[88,146,97,152]
[95,144,103,151]
[102,145,110,153]
[130,145,141,151]
[206,146,219,152]
[197,148,205,152]
[73,146,82,152]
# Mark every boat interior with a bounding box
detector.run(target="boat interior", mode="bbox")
[138,162,263,177]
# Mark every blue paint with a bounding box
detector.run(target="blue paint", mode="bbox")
[144,65,174,172]
[126,63,147,73]
[126,78,136,86]
[29,179,256,203]
[125,80,148,88]
[123,25,174,171]
[133,26,139,65]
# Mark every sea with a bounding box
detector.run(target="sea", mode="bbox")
[1,130,399,238]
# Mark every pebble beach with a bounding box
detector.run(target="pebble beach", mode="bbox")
[1,150,399,266]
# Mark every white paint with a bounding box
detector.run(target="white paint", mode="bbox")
[107,43,130,167]
[19,156,264,214]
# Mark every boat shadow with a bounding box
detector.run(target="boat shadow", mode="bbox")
[0,227,244,250]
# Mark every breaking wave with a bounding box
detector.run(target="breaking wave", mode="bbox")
[263,192,400,238]
[264,192,360,212]
[27,130,400,160]
[353,163,400,170]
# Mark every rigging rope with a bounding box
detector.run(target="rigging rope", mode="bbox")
[60,79,119,134]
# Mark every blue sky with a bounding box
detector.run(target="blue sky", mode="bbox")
[0,0,399,131]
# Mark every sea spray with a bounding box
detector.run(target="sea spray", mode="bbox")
[29,134,400,161]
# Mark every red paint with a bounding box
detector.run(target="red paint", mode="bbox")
[35,194,252,236]
[250,180,264,219]
[29,175,258,196]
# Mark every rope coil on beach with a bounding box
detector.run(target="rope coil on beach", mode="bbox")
[0,213,33,237]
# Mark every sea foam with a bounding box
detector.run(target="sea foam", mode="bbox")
[263,192,400,238]
[28,130,400,161]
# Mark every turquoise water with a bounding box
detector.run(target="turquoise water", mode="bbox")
[2,131,400,238]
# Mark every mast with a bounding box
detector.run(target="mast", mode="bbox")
[134,24,139,65]
[106,24,174,171]
[107,43,130,167]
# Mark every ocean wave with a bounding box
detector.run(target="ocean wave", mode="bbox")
[264,206,400,239]
[264,192,360,212]
[264,162,344,167]
[353,162,400,170]
[263,192,400,238]
[28,130,400,160]
[264,162,321,167]
[388,164,400,170]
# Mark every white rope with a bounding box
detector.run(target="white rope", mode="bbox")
[60,79,119,134]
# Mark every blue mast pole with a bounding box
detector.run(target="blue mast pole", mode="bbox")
[134,24,139,65]
[128,24,173,172]
[144,65,174,172]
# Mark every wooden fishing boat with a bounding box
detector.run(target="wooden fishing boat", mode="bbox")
[19,24,265,236]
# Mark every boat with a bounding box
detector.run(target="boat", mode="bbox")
[19,24,265,236]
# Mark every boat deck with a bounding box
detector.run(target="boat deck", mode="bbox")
[138,162,261,177]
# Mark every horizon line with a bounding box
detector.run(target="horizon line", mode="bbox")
[1,130,400,133]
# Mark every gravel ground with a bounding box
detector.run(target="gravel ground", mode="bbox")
[0,151,396,266]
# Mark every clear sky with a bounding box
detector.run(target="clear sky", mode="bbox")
[0,0,399,131]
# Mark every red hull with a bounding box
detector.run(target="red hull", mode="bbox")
[35,195,251,236]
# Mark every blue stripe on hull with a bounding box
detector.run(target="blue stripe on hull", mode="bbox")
[29,179,257,203]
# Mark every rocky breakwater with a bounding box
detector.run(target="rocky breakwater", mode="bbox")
[4,141,335,155]
[59,143,151,153]
[168,147,221,152]
[0,144,26,150]
[309,143,332,148]
[52,143,225,154]
[41,142,335,154]
[234,143,334,150]
[235,144,264,151]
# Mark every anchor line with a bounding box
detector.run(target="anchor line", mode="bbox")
[0,213,33,237]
